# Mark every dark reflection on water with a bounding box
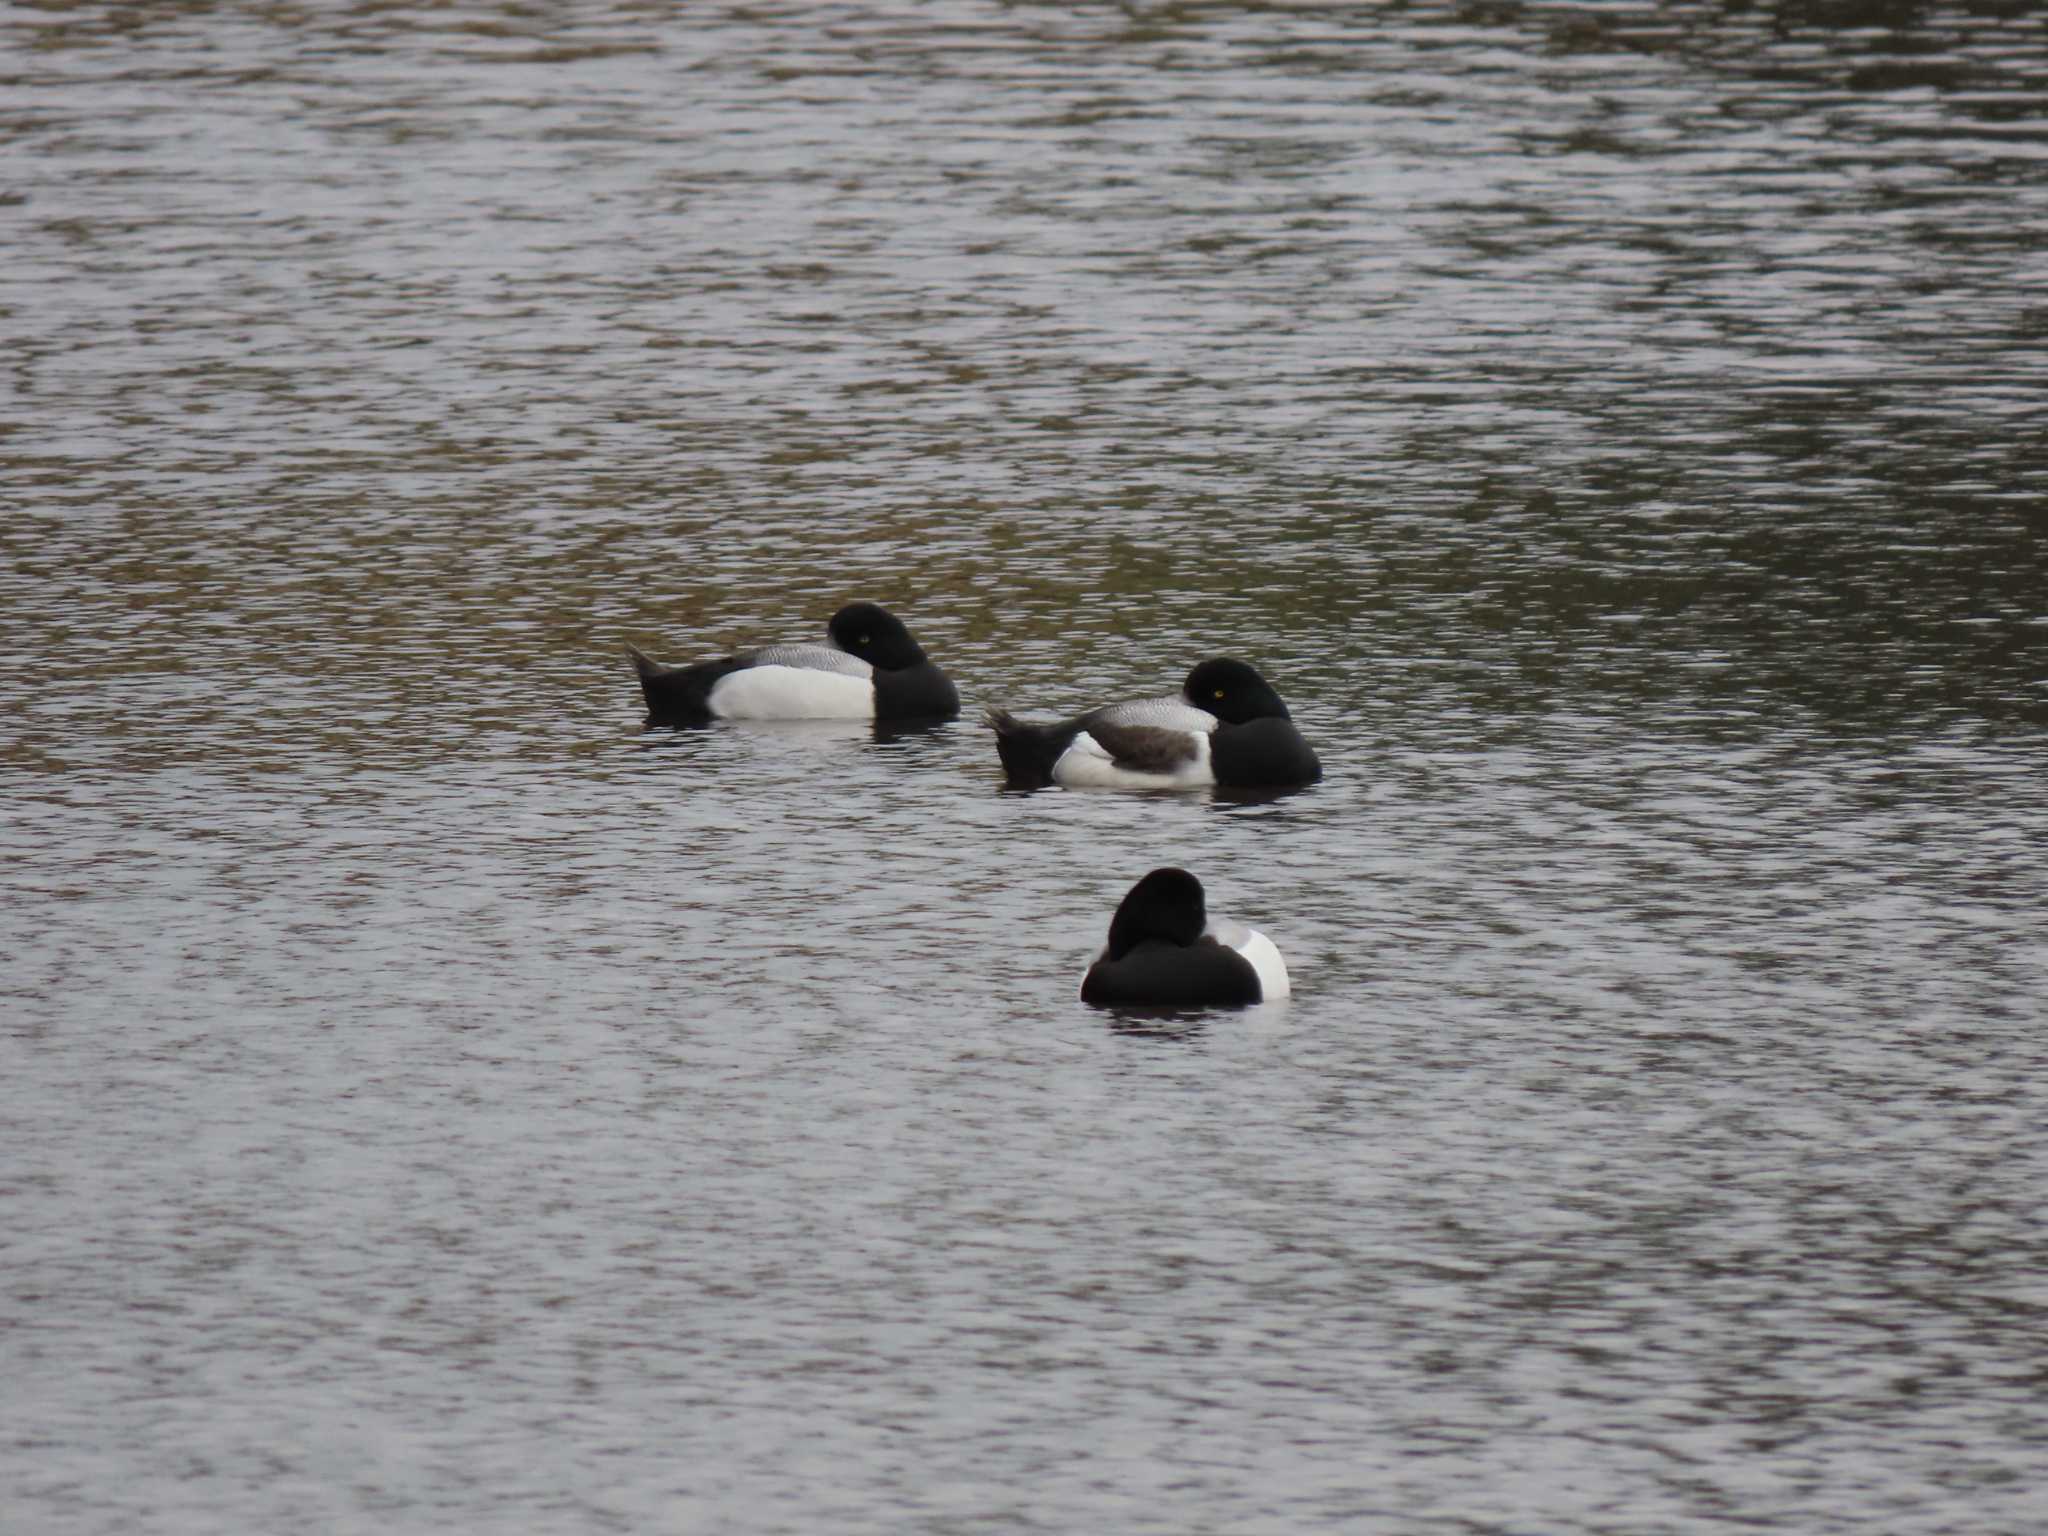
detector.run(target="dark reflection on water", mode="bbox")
[5,3,2048,1533]
[1102,1013,1218,1041]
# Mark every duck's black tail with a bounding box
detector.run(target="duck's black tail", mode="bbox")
[984,707,1077,788]
[629,646,737,725]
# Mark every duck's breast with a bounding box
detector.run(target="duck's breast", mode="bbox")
[1205,918,1290,1000]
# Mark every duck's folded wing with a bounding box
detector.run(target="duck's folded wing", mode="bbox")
[746,643,874,678]
[1077,721,1204,773]
[1088,695,1218,733]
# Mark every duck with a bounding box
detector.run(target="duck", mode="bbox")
[985,658,1320,790]
[629,602,959,726]
[1080,868,1291,1007]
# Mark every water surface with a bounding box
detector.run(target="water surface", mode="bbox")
[4,3,2047,1532]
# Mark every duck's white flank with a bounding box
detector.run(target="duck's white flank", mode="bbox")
[708,664,876,720]
[1206,918,1291,1000]
[1052,730,1215,790]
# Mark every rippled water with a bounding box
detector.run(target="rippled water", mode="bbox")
[5,3,2047,1532]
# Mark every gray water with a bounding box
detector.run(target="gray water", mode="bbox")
[5,3,2048,1532]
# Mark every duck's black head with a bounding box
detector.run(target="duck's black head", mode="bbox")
[1106,867,1208,960]
[829,602,926,670]
[1182,658,1290,724]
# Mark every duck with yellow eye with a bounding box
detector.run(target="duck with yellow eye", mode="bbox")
[985,657,1321,791]
[628,601,959,726]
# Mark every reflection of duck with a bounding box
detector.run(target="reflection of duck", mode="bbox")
[986,658,1321,790]
[629,603,959,726]
[1081,868,1291,1008]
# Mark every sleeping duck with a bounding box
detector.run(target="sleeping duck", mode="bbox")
[987,658,1319,790]
[1080,867,1291,1008]
[630,602,958,726]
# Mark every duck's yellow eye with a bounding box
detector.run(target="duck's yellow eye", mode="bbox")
[859,634,871,644]
[1214,688,1226,700]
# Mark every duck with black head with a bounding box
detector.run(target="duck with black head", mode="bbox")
[1080,867,1291,1008]
[629,602,959,726]
[986,658,1320,790]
